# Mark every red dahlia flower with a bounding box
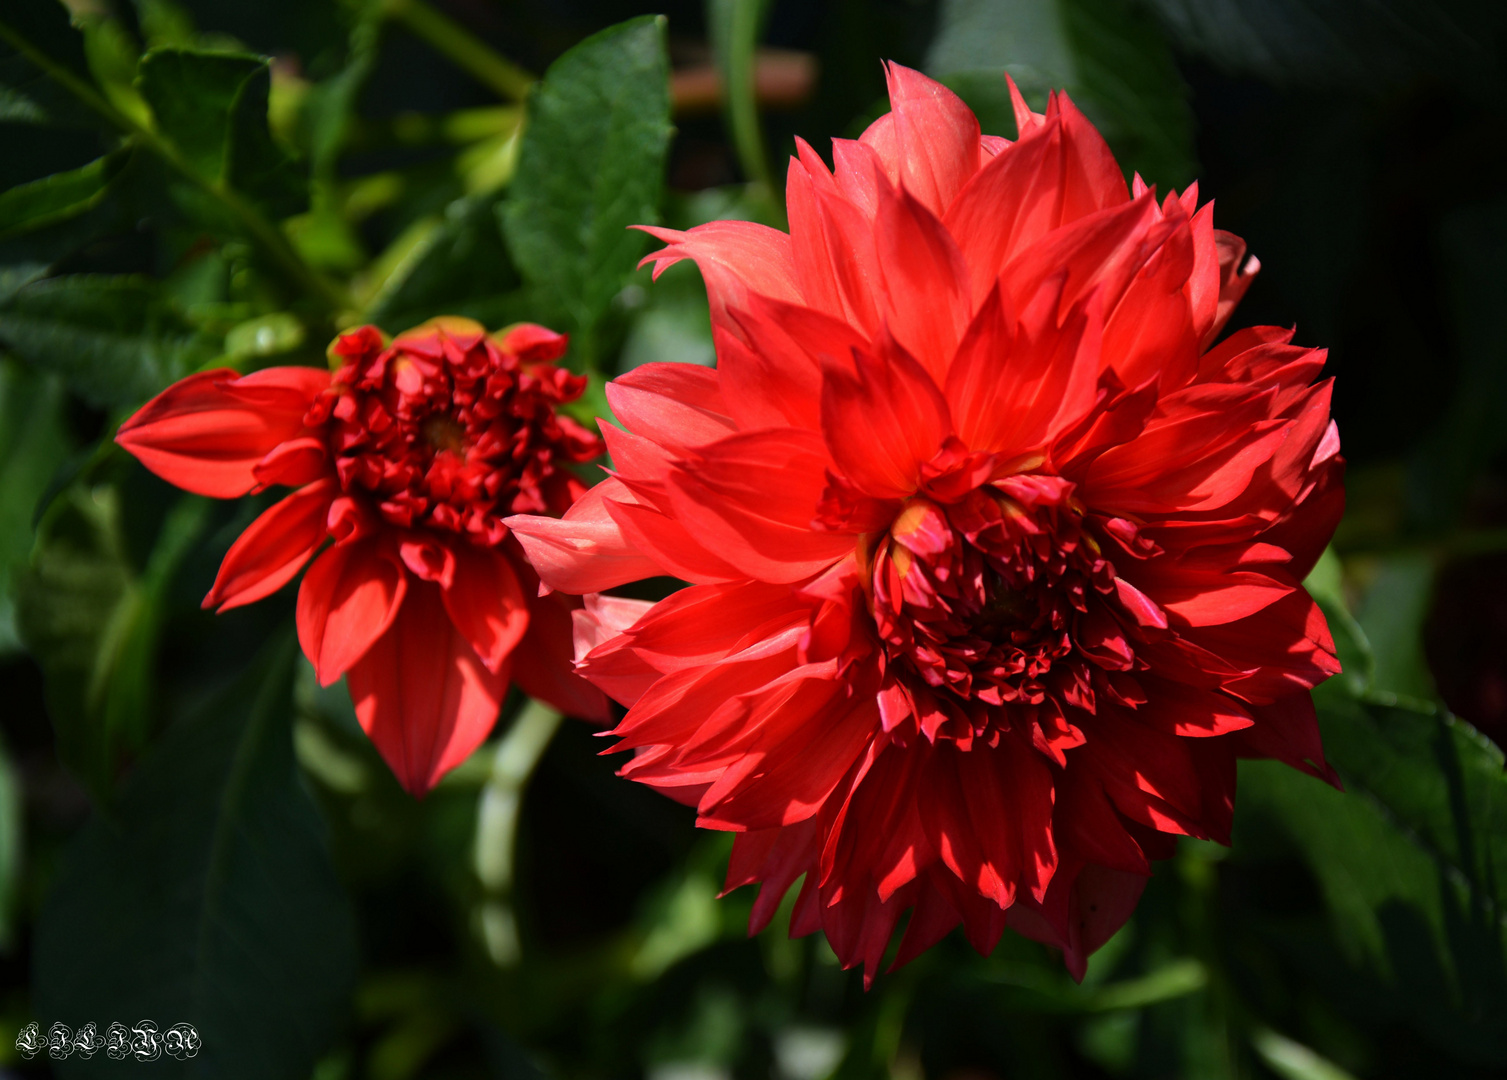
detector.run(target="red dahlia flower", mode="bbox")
[117,317,608,793]
[508,64,1345,982]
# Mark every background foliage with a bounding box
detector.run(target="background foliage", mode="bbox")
[0,0,1505,1078]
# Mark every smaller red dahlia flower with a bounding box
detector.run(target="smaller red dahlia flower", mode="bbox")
[116,317,608,793]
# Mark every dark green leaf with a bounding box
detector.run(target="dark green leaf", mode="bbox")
[1141,0,1506,95]
[137,47,306,217]
[0,0,93,84]
[34,634,358,1078]
[0,0,99,129]
[503,15,672,365]
[1354,552,1438,703]
[0,274,219,410]
[1240,698,1507,1064]
[14,487,207,795]
[365,192,521,330]
[1408,200,1507,528]
[0,150,126,239]
[0,358,73,654]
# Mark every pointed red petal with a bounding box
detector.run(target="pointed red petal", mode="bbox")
[440,543,529,673]
[116,367,328,497]
[296,538,407,685]
[347,580,507,795]
[204,478,335,611]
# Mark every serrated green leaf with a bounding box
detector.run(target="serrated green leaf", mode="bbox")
[34,633,358,1079]
[928,0,1196,188]
[0,274,219,410]
[0,358,74,654]
[137,47,307,217]
[1240,697,1507,1064]
[0,150,126,239]
[503,15,672,365]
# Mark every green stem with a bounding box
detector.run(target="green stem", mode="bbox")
[471,699,562,966]
[0,19,351,315]
[709,0,774,194]
[383,0,535,103]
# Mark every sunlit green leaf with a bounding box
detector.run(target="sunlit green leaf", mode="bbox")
[503,15,672,366]
[137,47,306,217]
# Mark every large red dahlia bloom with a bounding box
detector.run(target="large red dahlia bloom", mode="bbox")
[117,317,608,793]
[508,65,1344,981]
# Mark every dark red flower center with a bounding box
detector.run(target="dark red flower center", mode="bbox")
[869,475,1146,758]
[314,329,604,546]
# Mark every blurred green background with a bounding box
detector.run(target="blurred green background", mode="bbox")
[0,0,1505,1077]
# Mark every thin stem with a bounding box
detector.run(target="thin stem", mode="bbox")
[710,0,774,194]
[383,0,535,103]
[471,699,562,966]
[0,19,352,315]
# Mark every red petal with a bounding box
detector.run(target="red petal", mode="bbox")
[204,478,335,611]
[946,283,1102,458]
[821,335,953,499]
[944,117,1067,303]
[503,478,664,595]
[116,367,328,497]
[873,183,971,384]
[605,363,736,452]
[665,428,853,583]
[510,586,612,723]
[441,543,529,673]
[859,62,981,218]
[296,537,407,685]
[347,580,508,795]
[636,221,800,330]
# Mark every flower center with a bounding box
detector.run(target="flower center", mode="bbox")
[422,414,468,455]
[320,331,603,546]
[869,477,1134,756]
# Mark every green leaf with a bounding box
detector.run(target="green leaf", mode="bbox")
[34,633,358,1078]
[0,0,100,129]
[0,0,92,84]
[0,274,219,410]
[137,47,307,217]
[0,735,22,951]
[1408,200,1507,528]
[618,260,714,372]
[1240,697,1507,1064]
[0,358,74,654]
[0,150,127,239]
[502,15,672,365]
[1140,0,1505,95]
[1303,546,1373,697]
[1354,551,1437,703]
[928,0,1197,189]
[365,192,522,330]
[14,487,207,796]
